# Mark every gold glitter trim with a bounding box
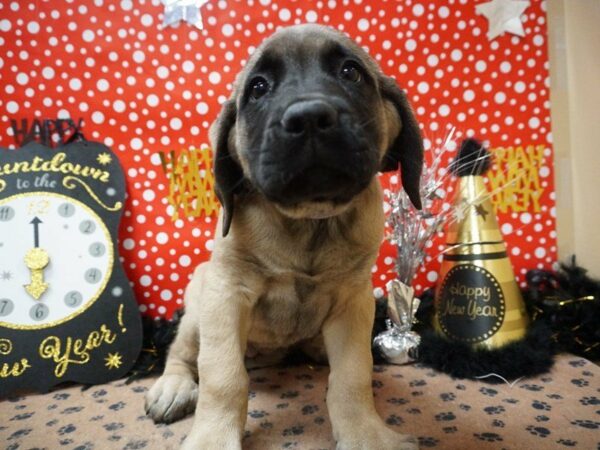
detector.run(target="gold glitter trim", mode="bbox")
[0,338,13,355]
[63,176,123,212]
[0,179,5,193]
[0,191,114,330]
[489,145,545,213]
[24,248,50,300]
[117,303,126,332]
[159,147,219,221]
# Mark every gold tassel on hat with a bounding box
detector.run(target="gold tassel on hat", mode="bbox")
[434,139,529,349]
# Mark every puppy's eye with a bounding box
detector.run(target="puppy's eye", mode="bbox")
[249,77,270,100]
[340,61,362,83]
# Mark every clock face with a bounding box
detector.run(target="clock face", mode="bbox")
[0,192,113,329]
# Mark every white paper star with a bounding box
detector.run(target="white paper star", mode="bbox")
[161,0,210,30]
[476,0,530,41]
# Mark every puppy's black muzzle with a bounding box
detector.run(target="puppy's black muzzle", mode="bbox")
[255,97,378,206]
[280,99,338,136]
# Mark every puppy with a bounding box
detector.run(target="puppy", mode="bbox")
[145,24,423,450]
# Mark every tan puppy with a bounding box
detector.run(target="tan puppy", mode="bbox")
[145,24,423,450]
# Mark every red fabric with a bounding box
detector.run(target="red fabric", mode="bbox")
[0,1,556,318]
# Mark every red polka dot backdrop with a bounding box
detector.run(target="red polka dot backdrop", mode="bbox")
[0,0,557,319]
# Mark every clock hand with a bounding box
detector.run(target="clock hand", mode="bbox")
[24,217,50,300]
[30,216,42,247]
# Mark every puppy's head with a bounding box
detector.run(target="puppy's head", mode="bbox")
[212,24,423,236]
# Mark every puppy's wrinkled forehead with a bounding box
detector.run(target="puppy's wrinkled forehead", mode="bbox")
[235,24,380,94]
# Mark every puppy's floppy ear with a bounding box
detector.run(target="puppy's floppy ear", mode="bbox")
[211,99,243,237]
[379,76,424,210]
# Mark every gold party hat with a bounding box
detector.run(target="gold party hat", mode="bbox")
[434,139,529,349]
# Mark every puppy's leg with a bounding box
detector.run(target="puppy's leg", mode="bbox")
[180,270,257,450]
[145,264,205,424]
[324,283,417,450]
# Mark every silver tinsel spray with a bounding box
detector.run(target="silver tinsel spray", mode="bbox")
[374,128,461,364]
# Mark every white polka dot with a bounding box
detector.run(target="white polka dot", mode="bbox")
[438,104,450,116]
[358,18,369,31]
[501,223,513,234]
[113,99,126,113]
[6,101,19,114]
[438,6,450,18]
[520,212,532,224]
[463,89,475,102]
[179,255,192,267]
[140,275,152,287]
[141,13,153,27]
[278,8,291,21]
[412,4,425,16]
[156,232,169,245]
[182,60,194,73]
[426,271,438,282]
[222,23,234,37]
[373,287,384,298]
[27,21,40,34]
[427,54,439,67]
[500,61,511,73]
[170,117,182,130]
[160,290,173,301]
[196,102,209,114]
[69,78,82,91]
[494,92,506,104]
[147,94,159,107]
[451,49,462,62]
[208,71,221,84]
[123,238,135,250]
[143,189,155,201]
[16,73,29,85]
[82,29,95,42]
[91,111,104,124]
[133,50,145,63]
[475,60,487,72]
[0,19,11,32]
[157,66,169,79]
[405,39,417,51]
[535,247,546,258]
[417,81,429,94]
[514,81,526,93]
[130,137,143,150]
[306,10,318,23]
[97,79,109,91]
[42,67,55,79]
[528,117,540,129]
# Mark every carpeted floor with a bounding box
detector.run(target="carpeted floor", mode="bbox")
[1,354,598,449]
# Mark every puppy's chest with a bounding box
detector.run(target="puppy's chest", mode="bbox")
[248,274,331,349]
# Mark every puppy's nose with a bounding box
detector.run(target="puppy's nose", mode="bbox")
[281,100,338,135]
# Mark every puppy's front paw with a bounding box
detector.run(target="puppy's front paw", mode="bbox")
[145,374,198,424]
[336,424,418,450]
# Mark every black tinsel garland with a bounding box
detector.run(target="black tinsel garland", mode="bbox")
[127,260,599,382]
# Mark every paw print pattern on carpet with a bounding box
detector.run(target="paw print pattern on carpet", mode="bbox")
[571,419,600,429]
[434,412,456,421]
[0,355,598,449]
[532,400,552,411]
[474,432,503,442]
[526,425,551,438]
[580,397,600,406]
[484,405,505,415]
[418,436,440,447]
